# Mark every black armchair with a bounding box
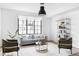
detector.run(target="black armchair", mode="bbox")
[58,37,72,54]
[2,39,19,56]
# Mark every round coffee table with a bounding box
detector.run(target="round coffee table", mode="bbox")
[35,40,48,53]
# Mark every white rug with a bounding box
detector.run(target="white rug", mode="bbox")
[0,43,71,56]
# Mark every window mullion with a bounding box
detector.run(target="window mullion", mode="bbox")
[26,20,27,34]
[34,19,35,34]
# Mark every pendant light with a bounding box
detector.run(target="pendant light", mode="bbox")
[38,3,46,15]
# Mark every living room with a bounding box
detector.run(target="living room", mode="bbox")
[0,3,79,56]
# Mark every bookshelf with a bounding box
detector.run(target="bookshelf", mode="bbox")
[57,18,71,39]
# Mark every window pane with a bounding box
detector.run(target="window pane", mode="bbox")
[19,20,22,24]
[27,30,34,34]
[35,30,38,34]
[31,26,34,30]
[19,27,22,31]
[22,27,26,31]
[22,20,26,26]
[28,21,31,25]
[35,22,38,25]
[38,30,40,34]
[38,22,41,25]
[19,24,22,27]
[19,27,23,34]
[30,30,34,34]
[19,20,22,27]
[19,31,22,34]
[28,20,34,26]
[28,26,34,30]
[37,26,40,29]
[35,21,41,25]
[35,26,40,29]
[22,30,26,34]
[19,20,26,27]
[35,26,38,29]
[28,30,30,34]
[28,26,31,29]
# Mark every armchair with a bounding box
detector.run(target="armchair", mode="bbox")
[2,39,19,56]
[58,37,72,54]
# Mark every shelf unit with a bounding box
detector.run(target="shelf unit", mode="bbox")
[57,18,71,39]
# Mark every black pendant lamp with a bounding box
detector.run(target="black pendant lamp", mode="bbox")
[38,3,46,15]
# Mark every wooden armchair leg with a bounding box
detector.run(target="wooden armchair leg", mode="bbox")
[2,53,4,56]
[71,49,72,54]
[17,51,19,56]
[59,48,60,54]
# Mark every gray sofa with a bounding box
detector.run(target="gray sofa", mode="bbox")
[19,35,46,46]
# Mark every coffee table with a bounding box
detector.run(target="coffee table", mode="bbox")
[35,40,48,53]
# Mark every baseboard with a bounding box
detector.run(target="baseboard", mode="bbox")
[47,40,58,44]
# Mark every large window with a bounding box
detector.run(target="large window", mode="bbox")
[18,16,42,35]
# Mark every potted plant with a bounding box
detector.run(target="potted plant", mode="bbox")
[8,29,19,39]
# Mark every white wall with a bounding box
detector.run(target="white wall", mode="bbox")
[50,17,58,43]
[51,7,79,48]
[42,17,52,40]
[0,8,2,46]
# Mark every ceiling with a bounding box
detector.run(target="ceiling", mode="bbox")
[0,3,79,17]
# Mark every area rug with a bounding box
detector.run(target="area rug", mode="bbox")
[69,53,79,56]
